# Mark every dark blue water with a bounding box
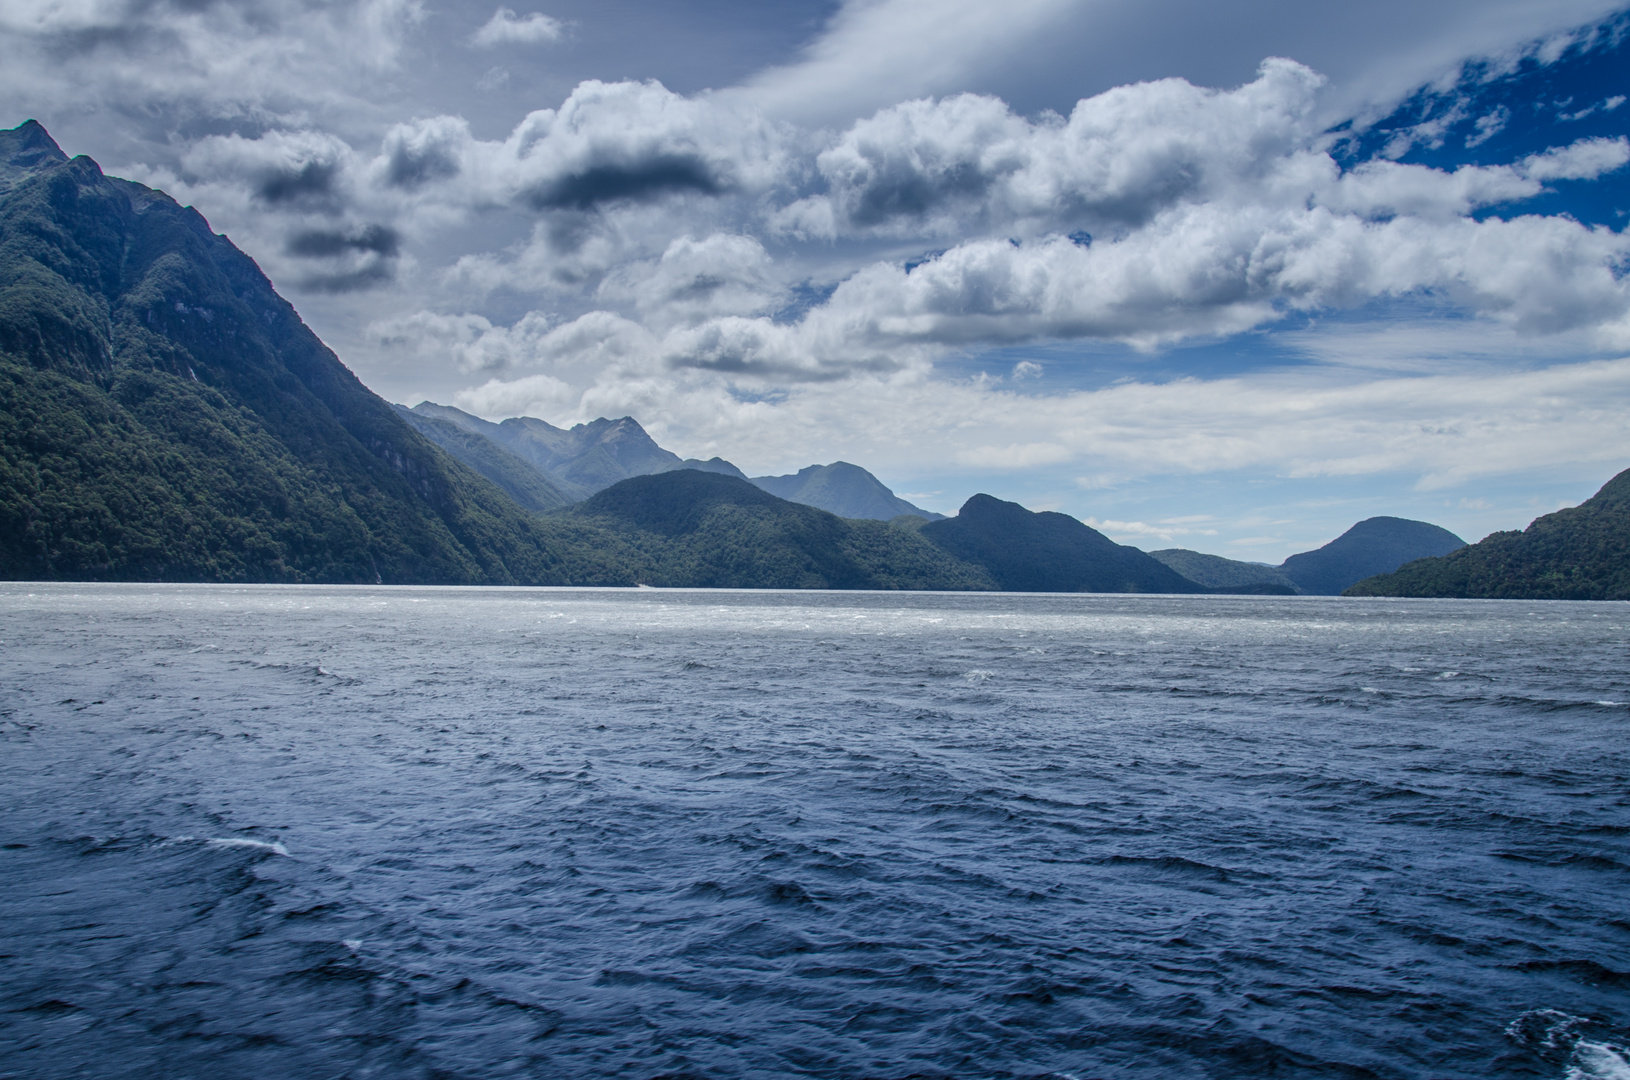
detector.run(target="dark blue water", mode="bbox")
[1,585,1627,1080]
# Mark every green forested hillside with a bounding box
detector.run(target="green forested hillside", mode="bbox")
[569,470,995,589]
[1345,469,1630,599]
[1281,516,1465,594]
[0,120,574,584]
[1148,548,1297,593]
[920,495,1202,592]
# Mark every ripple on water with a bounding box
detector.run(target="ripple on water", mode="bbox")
[1,585,1627,1079]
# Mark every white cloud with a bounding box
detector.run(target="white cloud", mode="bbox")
[597,233,781,327]
[1518,135,1630,180]
[110,56,1630,371]
[805,59,1326,239]
[447,350,1630,496]
[735,0,1628,130]
[0,0,426,124]
[470,7,562,47]
[454,372,576,416]
[1465,107,1511,148]
[369,310,565,373]
[1084,517,1220,544]
[739,0,1076,123]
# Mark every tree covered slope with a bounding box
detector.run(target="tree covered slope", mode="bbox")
[569,470,995,589]
[1148,549,1298,593]
[920,495,1203,593]
[1346,469,1630,599]
[0,120,574,584]
[1281,516,1466,595]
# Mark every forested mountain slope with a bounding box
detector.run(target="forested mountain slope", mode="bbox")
[920,495,1203,593]
[1281,517,1466,595]
[0,120,573,584]
[570,470,994,589]
[1347,469,1630,599]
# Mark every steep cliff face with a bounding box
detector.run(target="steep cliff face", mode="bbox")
[0,121,569,583]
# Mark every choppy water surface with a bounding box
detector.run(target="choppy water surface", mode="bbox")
[1,585,1627,1080]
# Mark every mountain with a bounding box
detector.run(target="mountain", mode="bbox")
[1346,469,1630,599]
[680,456,748,479]
[750,462,943,521]
[0,121,703,587]
[919,495,1202,593]
[392,403,573,513]
[1280,517,1467,595]
[570,470,994,589]
[1149,549,1298,594]
[0,120,593,584]
[408,402,942,523]
[409,402,686,501]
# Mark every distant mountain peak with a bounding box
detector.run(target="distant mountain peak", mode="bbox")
[922,494,1201,593]
[406,402,685,501]
[1280,516,1465,595]
[751,460,943,521]
[0,120,69,184]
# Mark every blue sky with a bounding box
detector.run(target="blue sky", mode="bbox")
[3,0,1628,559]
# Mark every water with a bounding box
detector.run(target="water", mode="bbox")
[1,584,1627,1080]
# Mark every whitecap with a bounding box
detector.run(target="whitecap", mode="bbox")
[1567,1042,1630,1080]
[205,837,290,857]
[1507,1008,1590,1053]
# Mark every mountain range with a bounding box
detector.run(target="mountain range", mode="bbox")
[1151,517,1468,596]
[2,119,1617,599]
[399,400,943,521]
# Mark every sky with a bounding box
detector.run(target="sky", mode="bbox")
[3,0,1629,560]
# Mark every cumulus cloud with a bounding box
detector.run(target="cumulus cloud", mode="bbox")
[0,0,425,128]
[378,116,470,189]
[707,63,1630,370]
[470,7,562,47]
[362,80,783,222]
[371,310,560,372]
[445,349,1630,497]
[120,53,1630,374]
[597,234,780,326]
[178,129,359,211]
